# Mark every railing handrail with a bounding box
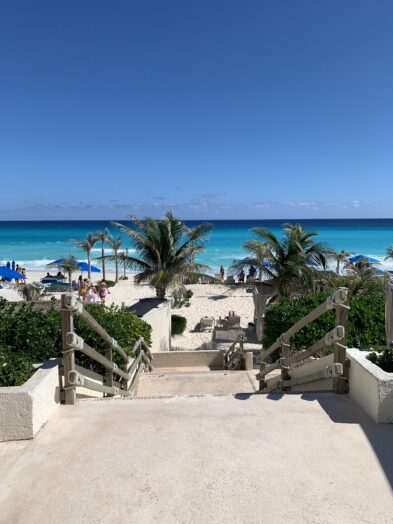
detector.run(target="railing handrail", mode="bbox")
[260,288,349,361]
[60,294,153,404]
[258,288,349,393]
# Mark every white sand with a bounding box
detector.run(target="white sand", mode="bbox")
[0,269,259,351]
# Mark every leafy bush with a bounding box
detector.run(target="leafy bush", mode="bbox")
[173,288,193,309]
[0,345,36,387]
[0,300,152,386]
[101,280,116,288]
[367,349,393,373]
[262,292,386,355]
[171,314,187,335]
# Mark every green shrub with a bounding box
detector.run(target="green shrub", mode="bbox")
[185,289,193,300]
[262,292,386,355]
[0,345,36,387]
[367,349,393,373]
[0,300,152,386]
[171,314,187,335]
[101,280,116,288]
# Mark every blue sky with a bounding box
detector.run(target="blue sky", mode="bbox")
[1,0,393,220]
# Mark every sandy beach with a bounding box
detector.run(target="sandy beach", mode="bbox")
[0,270,258,351]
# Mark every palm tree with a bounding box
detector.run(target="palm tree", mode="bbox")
[105,211,214,299]
[230,239,271,279]
[106,235,123,283]
[69,233,98,280]
[386,245,393,262]
[47,256,80,291]
[95,228,109,281]
[250,223,332,298]
[333,250,351,275]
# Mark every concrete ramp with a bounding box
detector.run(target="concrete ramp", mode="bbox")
[136,370,257,398]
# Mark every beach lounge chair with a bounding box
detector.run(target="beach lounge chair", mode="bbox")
[226,275,235,285]
[200,316,215,332]
[224,315,241,329]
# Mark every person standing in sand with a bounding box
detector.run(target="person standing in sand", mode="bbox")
[98,282,110,304]
[220,265,225,281]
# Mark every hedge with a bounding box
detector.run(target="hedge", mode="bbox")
[171,314,187,335]
[262,292,386,355]
[0,300,152,387]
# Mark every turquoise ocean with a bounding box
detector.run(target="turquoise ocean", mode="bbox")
[1,219,393,272]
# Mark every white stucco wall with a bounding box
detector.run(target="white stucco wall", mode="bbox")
[142,301,171,352]
[347,348,393,424]
[0,359,60,441]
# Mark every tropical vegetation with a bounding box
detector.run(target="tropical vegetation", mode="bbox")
[47,255,80,291]
[262,292,386,354]
[0,299,151,387]
[70,233,98,279]
[107,211,216,298]
[232,223,333,297]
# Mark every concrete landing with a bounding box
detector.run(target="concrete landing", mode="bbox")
[1,393,392,523]
[136,370,257,397]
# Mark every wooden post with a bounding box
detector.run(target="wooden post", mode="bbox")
[334,288,349,394]
[280,340,291,390]
[61,294,76,405]
[104,346,114,397]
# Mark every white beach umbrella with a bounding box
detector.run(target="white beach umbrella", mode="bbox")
[386,280,393,348]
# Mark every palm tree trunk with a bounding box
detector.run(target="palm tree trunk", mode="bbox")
[336,260,340,275]
[101,241,106,281]
[88,249,91,280]
[156,286,166,299]
[68,270,72,292]
[115,249,119,283]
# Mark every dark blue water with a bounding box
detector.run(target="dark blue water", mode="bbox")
[1,219,393,271]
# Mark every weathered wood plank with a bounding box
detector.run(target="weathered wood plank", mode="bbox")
[61,295,76,405]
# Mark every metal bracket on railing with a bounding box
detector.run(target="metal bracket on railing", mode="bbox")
[66,332,84,350]
[324,363,343,378]
[68,370,84,386]
[63,294,84,314]
[326,288,348,310]
[324,325,345,345]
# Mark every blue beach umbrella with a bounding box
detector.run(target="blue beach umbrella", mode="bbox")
[348,255,381,264]
[49,259,100,273]
[78,262,100,273]
[0,266,26,280]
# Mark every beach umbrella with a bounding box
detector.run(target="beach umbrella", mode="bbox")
[0,266,26,280]
[49,259,100,273]
[348,255,381,264]
[78,262,100,273]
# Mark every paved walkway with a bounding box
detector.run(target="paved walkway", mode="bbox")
[1,393,392,523]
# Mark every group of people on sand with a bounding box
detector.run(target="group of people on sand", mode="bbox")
[77,276,110,304]
[219,265,257,283]
[237,265,256,283]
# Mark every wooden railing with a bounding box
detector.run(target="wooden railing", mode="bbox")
[257,288,349,393]
[225,334,245,370]
[60,294,153,404]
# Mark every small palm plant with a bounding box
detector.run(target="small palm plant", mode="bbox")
[69,233,98,280]
[105,211,215,298]
[47,256,80,291]
[95,228,109,281]
[106,235,123,283]
[334,250,351,275]
[230,239,271,279]
[249,223,333,297]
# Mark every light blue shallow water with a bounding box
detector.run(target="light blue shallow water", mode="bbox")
[1,219,393,272]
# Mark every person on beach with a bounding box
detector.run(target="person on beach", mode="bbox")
[98,282,110,304]
[86,284,98,303]
[238,269,245,283]
[248,265,256,278]
[220,265,225,281]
